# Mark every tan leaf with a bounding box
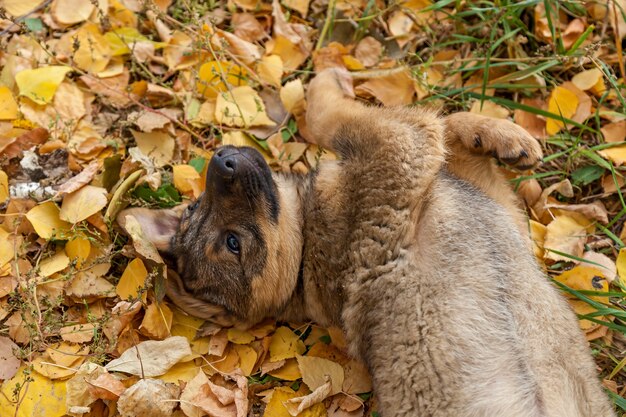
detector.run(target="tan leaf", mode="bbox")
[297,354,344,396]
[215,86,276,128]
[285,380,332,416]
[544,215,588,261]
[59,185,108,224]
[123,214,164,263]
[469,100,510,119]
[131,130,175,167]
[51,0,95,24]
[355,68,415,106]
[354,37,382,68]
[117,379,178,417]
[86,373,126,400]
[280,79,306,114]
[60,323,96,343]
[258,55,284,87]
[105,336,192,377]
[56,160,102,196]
[233,13,267,43]
[601,121,626,143]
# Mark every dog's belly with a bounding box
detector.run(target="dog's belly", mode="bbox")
[341,173,613,417]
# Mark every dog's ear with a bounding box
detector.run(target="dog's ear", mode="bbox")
[116,206,184,252]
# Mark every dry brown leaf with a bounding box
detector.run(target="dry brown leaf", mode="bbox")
[285,380,332,415]
[544,201,608,224]
[131,130,176,167]
[354,36,382,68]
[562,18,585,49]
[86,373,126,401]
[60,323,96,343]
[140,302,174,340]
[0,336,20,380]
[233,13,267,43]
[56,160,101,196]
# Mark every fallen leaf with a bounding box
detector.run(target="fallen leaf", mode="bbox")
[140,302,174,340]
[56,160,102,196]
[283,0,310,16]
[258,55,284,87]
[469,100,510,118]
[514,97,547,139]
[117,378,178,417]
[105,336,192,377]
[25,201,72,239]
[116,258,148,301]
[354,37,382,67]
[131,130,176,167]
[15,66,72,105]
[0,366,67,417]
[285,380,332,416]
[123,214,164,263]
[2,0,46,16]
[263,386,325,417]
[355,68,415,106]
[281,79,306,114]
[39,250,70,277]
[268,358,302,380]
[59,185,108,223]
[86,372,126,400]
[196,61,249,99]
[65,236,91,269]
[572,68,606,95]
[173,164,203,198]
[543,215,588,261]
[0,336,20,380]
[51,0,95,24]
[602,121,626,143]
[0,86,19,120]
[215,86,276,127]
[180,370,209,417]
[60,323,96,343]
[269,326,306,362]
[546,85,579,135]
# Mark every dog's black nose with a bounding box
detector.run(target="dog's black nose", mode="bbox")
[213,148,239,177]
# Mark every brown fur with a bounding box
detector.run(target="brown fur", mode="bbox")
[120,69,614,417]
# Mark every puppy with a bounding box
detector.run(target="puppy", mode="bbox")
[121,69,614,417]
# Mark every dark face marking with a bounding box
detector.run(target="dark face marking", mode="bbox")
[171,145,280,319]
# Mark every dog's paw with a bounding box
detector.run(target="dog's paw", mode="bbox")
[456,116,543,170]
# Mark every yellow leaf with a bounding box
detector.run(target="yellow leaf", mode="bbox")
[65,236,91,269]
[616,248,626,282]
[140,302,173,340]
[196,61,248,99]
[157,360,201,384]
[39,251,70,277]
[215,86,276,128]
[529,220,547,259]
[50,0,95,25]
[72,23,112,73]
[47,342,88,367]
[232,344,258,376]
[546,86,579,135]
[0,229,13,268]
[267,36,309,72]
[60,185,108,224]
[173,164,202,197]
[263,386,326,417]
[598,145,626,166]
[342,55,365,70]
[257,55,284,87]
[116,258,148,301]
[25,202,72,239]
[297,354,344,396]
[283,0,310,16]
[280,79,305,114]
[131,130,175,167]
[553,265,610,303]
[269,326,306,362]
[543,215,587,261]
[221,131,271,162]
[0,366,67,417]
[0,86,18,120]
[0,170,8,202]
[227,328,255,345]
[2,0,45,16]
[15,66,72,105]
[268,358,302,381]
[170,307,205,343]
[107,0,138,28]
[32,356,79,380]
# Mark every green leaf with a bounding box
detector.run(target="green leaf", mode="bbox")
[189,157,206,174]
[571,165,605,186]
[132,183,181,208]
[25,18,44,33]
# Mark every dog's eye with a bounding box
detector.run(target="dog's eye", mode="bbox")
[226,233,240,254]
[187,200,199,212]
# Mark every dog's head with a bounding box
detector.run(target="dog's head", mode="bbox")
[119,145,303,324]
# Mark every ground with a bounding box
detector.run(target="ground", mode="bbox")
[0,0,625,416]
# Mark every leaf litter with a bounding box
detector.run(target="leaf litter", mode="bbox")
[0,0,626,416]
